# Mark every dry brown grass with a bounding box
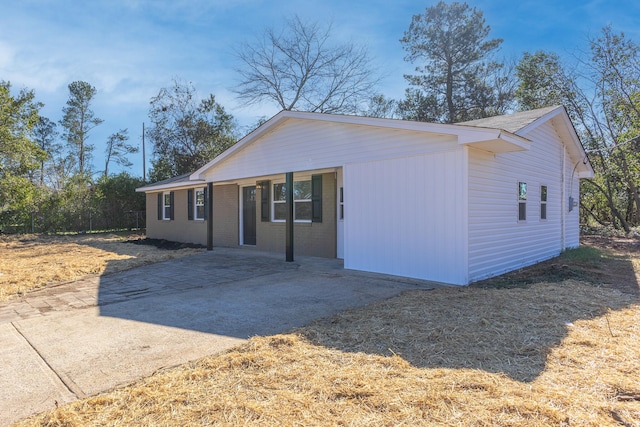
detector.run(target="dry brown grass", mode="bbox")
[0,233,202,301]
[12,236,640,427]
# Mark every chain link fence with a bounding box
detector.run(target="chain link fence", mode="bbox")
[2,210,146,234]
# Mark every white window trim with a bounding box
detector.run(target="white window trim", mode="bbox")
[194,187,206,221]
[518,181,527,222]
[163,191,172,221]
[271,179,312,223]
[540,185,548,222]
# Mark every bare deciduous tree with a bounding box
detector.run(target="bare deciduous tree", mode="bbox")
[104,129,138,177]
[234,16,379,114]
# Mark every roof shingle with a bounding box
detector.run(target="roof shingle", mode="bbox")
[457,106,561,134]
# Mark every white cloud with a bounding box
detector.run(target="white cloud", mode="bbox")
[0,40,15,70]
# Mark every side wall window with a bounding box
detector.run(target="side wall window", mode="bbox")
[158,191,174,220]
[271,176,322,222]
[272,183,287,220]
[195,188,206,220]
[540,185,548,220]
[518,182,527,221]
[188,188,207,221]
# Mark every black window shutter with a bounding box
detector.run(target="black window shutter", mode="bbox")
[187,189,194,220]
[312,174,322,223]
[204,186,209,220]
[157,193,162,220]
[169,191,175,220]
[260,180,270,222]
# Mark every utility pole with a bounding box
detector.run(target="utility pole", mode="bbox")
[142,122,146,182]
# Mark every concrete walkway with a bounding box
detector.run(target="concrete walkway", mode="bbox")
[0,248,441,426]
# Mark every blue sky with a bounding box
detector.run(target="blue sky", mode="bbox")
[1,0,639,178]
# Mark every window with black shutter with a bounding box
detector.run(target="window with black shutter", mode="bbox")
[259,180,270,222]
[158,191,175,220]
[311,174,322,223]
[187,189,194,220]
[168,191,175,220]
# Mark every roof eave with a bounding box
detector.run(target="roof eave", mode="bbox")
[135,179,206,193]
[457,129,531,153]
[578,170,595,179]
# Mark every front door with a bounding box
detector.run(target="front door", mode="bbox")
[242,186,257,245]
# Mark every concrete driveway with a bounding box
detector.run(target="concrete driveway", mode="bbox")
[0,248,440,426]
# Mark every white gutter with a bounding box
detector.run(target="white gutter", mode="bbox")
[135,179,206,193]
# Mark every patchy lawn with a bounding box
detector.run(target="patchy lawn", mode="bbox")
[0,233,203,301]
[12,235,640,426]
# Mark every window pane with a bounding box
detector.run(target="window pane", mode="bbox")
[294,180,311,200]
[273,183,286,202]
[196,189,205,205]
[518,182,527,200]
[541,185,547,202]
[164,193,171,206]
[274,202,287,220]
[164,206,171,218]
[245,187,256,201]
[541,203,547,220]
[196,206,205,219]
[519,202,526,221]
[295,200,311,220]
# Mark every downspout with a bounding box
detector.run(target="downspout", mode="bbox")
[561,146,566,250]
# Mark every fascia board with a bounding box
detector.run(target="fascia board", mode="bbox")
[456,128,531,152]
[135,180,206,193]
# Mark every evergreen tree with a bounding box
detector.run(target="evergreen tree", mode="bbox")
[60,81,103,174]
[400,1,512,123]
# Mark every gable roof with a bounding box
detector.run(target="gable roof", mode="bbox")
[189,110,530,181]
[459,106,593,178]
[137,106,593,192]
[457,105,561,134]
[147,173,193,186]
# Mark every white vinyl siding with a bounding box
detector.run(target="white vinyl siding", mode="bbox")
[204,119,458,182]
[467,121,564,282]
[344,149,468,285]
[336,168,344,259]
[564,147,581,248]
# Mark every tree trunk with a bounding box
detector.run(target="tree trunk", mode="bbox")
[446,63,455,123]
[585,180,631,233]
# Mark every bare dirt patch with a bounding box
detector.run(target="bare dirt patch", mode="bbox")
[473,234,640,295]
[13,236,640,427]
[0,233,203,301]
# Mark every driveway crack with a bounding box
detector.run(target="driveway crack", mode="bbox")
[11,322,86,399]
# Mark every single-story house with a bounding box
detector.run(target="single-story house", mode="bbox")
[136,105,593,285]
